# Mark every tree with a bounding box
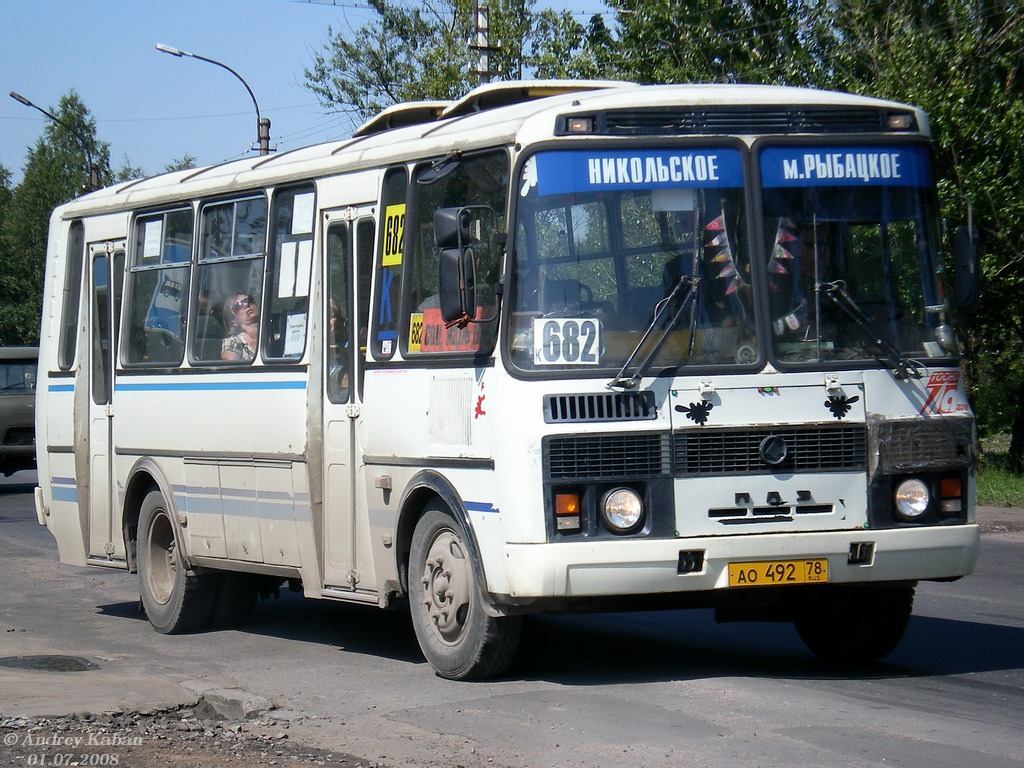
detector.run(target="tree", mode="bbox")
[304,0,474,123]
[164,154,198,173]
[0,91,111,345]
[303,0,599,121]
[598,0,815,85]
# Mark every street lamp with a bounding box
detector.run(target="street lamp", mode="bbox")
[156,44,272,156]
[9,91,101,192]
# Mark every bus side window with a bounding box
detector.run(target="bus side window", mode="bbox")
[125,209,192,366]
[326,221,351,403]
[58,221,86,371]
[265,185,316,361]
[193,196,266,365]
[372,168,408,360]
[404,150,507,356]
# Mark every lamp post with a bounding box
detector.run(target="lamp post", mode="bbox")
[9,91,101,192]
[155,43,272,156]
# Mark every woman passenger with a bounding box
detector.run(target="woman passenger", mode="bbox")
[221,292,260,361]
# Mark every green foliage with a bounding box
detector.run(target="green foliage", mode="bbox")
[977,437,1024,507]
[304,0,475,121]
[164,154,198,173]
[528,11,616,80]
[604,0,817,85]
[303,0,602,120]
[0,92,112,346]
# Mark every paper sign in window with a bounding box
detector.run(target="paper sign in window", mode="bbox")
[291,193,315,235]
[277,240,313,299]
[284,312,307,356]
[142,220,163,260]
[278,242,297,298]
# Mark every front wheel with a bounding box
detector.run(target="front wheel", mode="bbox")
[138,489,217,633]
[794,584,915,664]
[409,504,522,680]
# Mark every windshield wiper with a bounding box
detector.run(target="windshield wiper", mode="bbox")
[607,275,700,390]
[817,280,923,379]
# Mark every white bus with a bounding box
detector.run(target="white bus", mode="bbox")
[35,81,980,680]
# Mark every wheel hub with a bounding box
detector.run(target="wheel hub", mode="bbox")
[421,531,471,644]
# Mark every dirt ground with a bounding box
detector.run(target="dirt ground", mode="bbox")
[0,709,381,768]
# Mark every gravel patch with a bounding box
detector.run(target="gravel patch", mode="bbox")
[1,707,382,768]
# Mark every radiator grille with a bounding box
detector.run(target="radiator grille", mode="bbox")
[673,424,867,476]
[543,425,866,481]
[873,417,973,473]
[544,432,669,480]
[544,391,657,423]
[595,107,899,136]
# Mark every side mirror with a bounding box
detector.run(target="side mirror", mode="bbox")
[436,206,494,325]
[953,225,980,311]
[439,246,477,324]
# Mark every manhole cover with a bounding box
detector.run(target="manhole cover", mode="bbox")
[0,655,98,672]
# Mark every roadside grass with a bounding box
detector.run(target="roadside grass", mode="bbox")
[977,434,1024,508]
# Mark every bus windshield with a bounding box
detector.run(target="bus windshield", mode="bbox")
[508,146,754,373]
[759,143,955,372]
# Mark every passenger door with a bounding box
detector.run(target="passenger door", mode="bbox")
[87,241,125,561]
[322,209,376,595]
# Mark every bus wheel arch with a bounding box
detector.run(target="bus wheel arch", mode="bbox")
[122,459,178,574]
[396,472,522,680]
[135,485,218,634]
[395,471,483,597]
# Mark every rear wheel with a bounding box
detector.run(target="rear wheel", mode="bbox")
[409,503,522,680]
[138,489,216,633]
[794,585,915,664]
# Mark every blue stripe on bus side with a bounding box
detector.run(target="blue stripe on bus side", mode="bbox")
[466,501,498,514]
[50,477,79,503]
[173,485,312,523]
[48,384,75,392]
[115,380,306,392]
[52,487,79,502]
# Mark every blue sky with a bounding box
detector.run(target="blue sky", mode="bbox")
[1,0,604,184]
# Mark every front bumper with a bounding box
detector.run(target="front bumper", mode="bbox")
[501,524,979,600]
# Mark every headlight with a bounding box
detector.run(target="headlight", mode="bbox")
[894,478,930,521]
[601,487,644,533]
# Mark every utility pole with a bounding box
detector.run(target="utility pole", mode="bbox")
[471,2,498,85]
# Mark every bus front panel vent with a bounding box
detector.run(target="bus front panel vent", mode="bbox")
[544,391,657,424]
[543,432,669,480]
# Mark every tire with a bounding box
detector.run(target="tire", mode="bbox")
[408,503,522,680]
[794,585,915,665]
[138,489,217,634]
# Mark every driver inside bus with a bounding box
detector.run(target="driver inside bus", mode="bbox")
[221,292,260,361]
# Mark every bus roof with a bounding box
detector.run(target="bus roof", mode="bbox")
[55,81,926,219]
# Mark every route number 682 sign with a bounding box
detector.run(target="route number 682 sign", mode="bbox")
[533,318,602,365]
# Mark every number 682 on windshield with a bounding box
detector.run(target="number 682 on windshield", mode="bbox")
[533,318,602,366]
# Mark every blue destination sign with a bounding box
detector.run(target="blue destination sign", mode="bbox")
[760,145,931,188]
[532,148,744,196]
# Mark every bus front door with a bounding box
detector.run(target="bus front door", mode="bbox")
[87,242,125,562]
[322,210,375,596]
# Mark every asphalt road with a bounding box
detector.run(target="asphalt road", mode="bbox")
[1,470,1022,768]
